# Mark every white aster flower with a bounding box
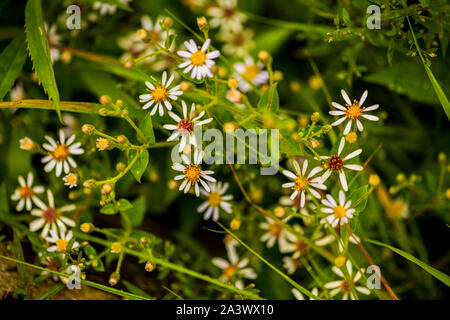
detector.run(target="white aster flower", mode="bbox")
[19,137,35,151]
[292,287,319,300]
[234,56,269,92]
[29,190,76,238]
[198,181,233,221]
[282,159,326,208]
[330,90,380,135]
[41,130,84,177]
[319,137,363,191]
[172,149,216,197]
[164,100,213,152]
[40,256,62,282]
[10,172,44,211]
[212,244,256,290]
[321,190,355,227]
[282,255,302,275]
[259,217,291,252]
[281,224,311,258]
[217,28,254,57]
[177,39,220,80]
[93,0,130,16]
[45,229,79,256]
[324,260,371,300]
[206,0,247,32]
[139,71,182,116]
[63,173,78,189]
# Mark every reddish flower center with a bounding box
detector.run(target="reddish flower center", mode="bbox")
[296,241,308,255]
[19,186,32,199]
[177,119,194,133]
[329,155,344,172]
[341,280,352,293]
[42,207,57,223]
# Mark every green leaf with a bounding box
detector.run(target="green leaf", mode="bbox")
[13,230,28,282]
[122,196,146,228]
[83,245,105,272]
[258,82,279,112]
[138,113,155,145]
[422,63,450,120]
[122,280,154,300]
[0,33,27,101]
[348,185,369,215]
[25,0,61,120]
[0,183,10,219]
[367,239,450,287]
[129,149,149,183]
[100,203,118,215]
[117,198,133,211]
[37,283,65,300]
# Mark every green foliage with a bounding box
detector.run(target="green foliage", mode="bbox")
[0,33,27,101]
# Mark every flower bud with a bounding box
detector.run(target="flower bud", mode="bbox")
[197,16,209,33]
[101,183,113,195]
[109,272,120,286]
[227,78,238,89]
[230,218,241,230]
[258,50,271,64]
[111,242,122,254]
[180,81,191,91]
[98,108,108,117]
[81,124,95,135]
[83,179,96,188]
[345,132,357,144]
[61,50,72,64]
[99,95,112,106]
[125,60,134,69]
[309,139,320,148]
[273,70,283,82]
[310,112,320,122]
[438,152,446,164]
[162,17,173,29]
[322,124,332,133]
[116,162,126,172]
[136,29,148,41]
[80,222,94,233]
[96,138,111,151]
[145,261,155,272]
[274,206,286,218]
[117,135,127,144]
[223,122,237,132]
[369,174,380,187]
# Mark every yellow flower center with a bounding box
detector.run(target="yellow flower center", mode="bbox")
[293,176,309,191]
[208,192,221,207]
[184,165,201,183]
[65,173,78,185]
[56,239,68,251]
[190,50,207,66]
[334,255,346,267]
[21,138,34,150]
[223,265,236,278]
[268,224,282,236]
[242,65,259,81]
[96,138,110,150]
[18,186,32,199]
[150,85,168,103]
[52,144,68,161]
[345,100,363,120]
[334,206,347,218]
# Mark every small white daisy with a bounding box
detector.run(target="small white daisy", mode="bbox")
[172,149,216,197]
[139,71,183,116]
[324,260,371,300]
[29,190,76,238]
[212,244,256,290]
[234,56,269,92]
[10,172,44,211]
[282,159,327,208]
[321,190,355,227]
[63,173,78,189]
[258,217,291,252]
[19,137,34,151]
[206,0,247,32]
[45,229,79,256]
[93,0,130,16]
[177,39,220,80]
[217,28,254,57]
[330,90,380,135]
[319,137,363,191]
[164,101,213,152]
[41,130,84,177]
[198,181,233,221]
[283,255,302,275]
[292,287,319,300]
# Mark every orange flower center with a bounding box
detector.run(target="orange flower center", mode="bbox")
[334,206,347,219]
[52,144,68,161]
[345,101,363,120]
[293,176,309,191]
[242,65,259,81]
[329,155,344,172]
[296,240,308,254]
[190,50,207,66]
[208,192,221,207]
[19,186,32,199]
[65,173,78,186]
[56,239,68,251]
[268,224,282,236]
[150,85,168,103]
[184,165,201,183]
[223,265,236,278]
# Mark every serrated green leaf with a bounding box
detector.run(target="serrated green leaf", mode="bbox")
[25,0,61,120]
[0,33,27,101]
[138,113,155,145]
[129,149,149,183]
[367,239,450,287]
